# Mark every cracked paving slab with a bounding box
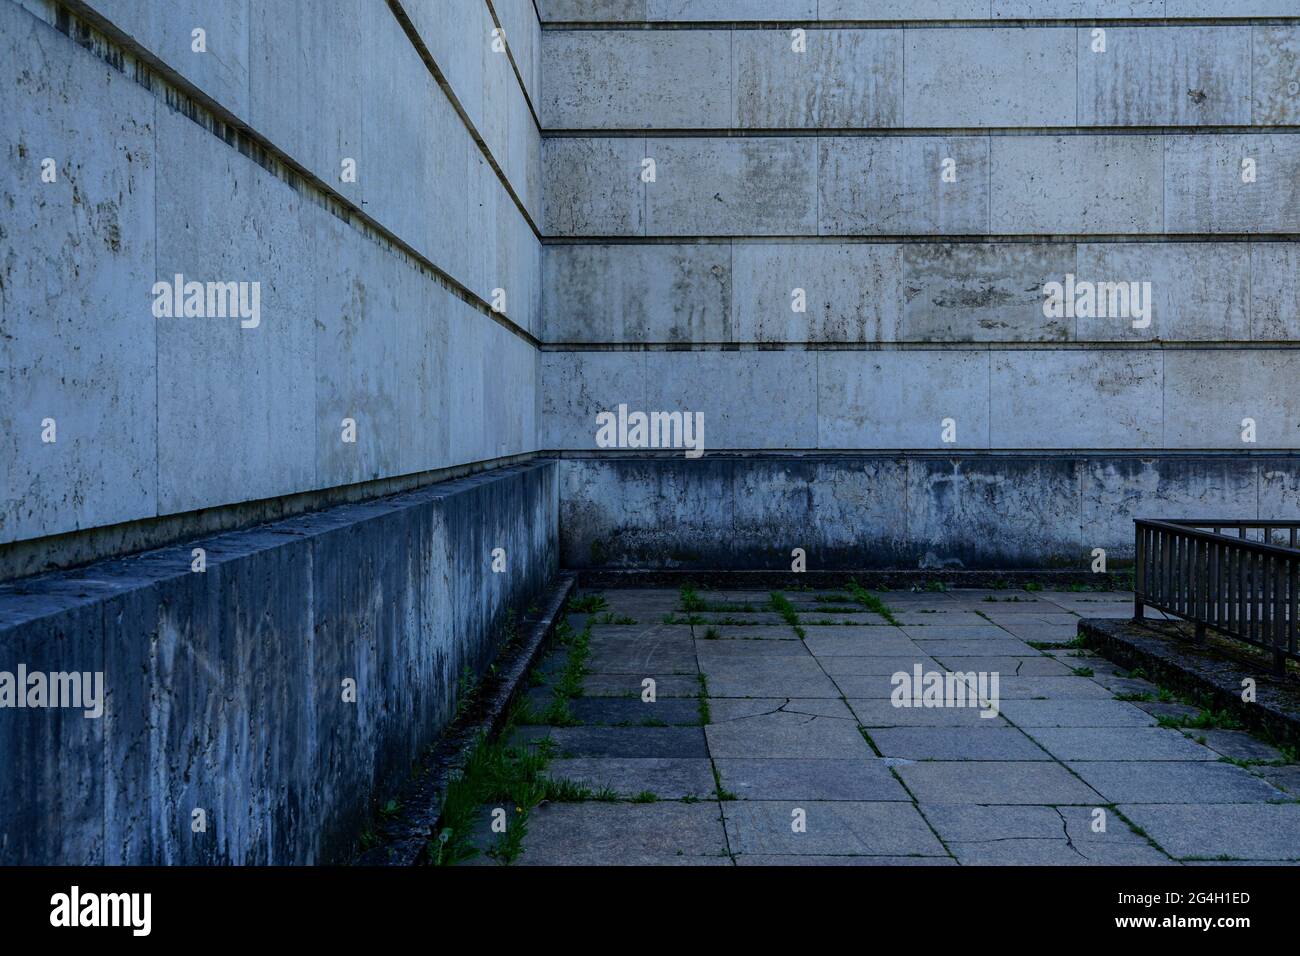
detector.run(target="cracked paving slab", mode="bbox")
[705,700,874,759]
[724,801,949,857]
[714,758,909,800]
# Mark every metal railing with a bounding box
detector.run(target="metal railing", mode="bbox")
[1135,519,1300,675]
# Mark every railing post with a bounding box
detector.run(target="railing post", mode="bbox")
[1274,557,1287,678]
[1134,522,1145,621]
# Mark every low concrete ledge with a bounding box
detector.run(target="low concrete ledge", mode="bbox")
[0,461,558,865]
[1079,618,1300,751]
[580,568,1132,590]
[356,573,575,866]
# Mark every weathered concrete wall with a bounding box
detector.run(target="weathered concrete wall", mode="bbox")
[543,25,1295,129]
[0,461,558,865]
[559,455,1300,570]
[539,5,1300,568]
[1,0,543,556]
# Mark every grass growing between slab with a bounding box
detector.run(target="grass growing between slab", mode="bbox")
[568,593,609,614]
[847,578,900,626]
[516,618,593,727]
[593,611,637,625]
[768,591,805,639]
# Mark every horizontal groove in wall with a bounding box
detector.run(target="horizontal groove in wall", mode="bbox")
[540,342,1300,351]
[542,18,1300,30]
[0,451,544,583]
[550,449,1300,459]
[50,0,540,348]
[543,233,1300,244]
[543,126,1300,137]
[386,0,542,239]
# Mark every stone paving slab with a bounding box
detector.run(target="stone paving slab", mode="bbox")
[581,673,701,697]
[934,655,1077,677]
[979,612,1081,628]
[998,698,1157,727]
[798,613,891,626]
[548,726,709,758]
[920,638,1040,657]
[560,697,703,726]
[1252,764,1300,795]
[1197,729,1289,763]
[901,625,1011,641]
[947,838,1173,865]
[1068,761,1289,804]
[1119,803,1300,861]
[724,801,948,857]
[696,625,800,640]
[706,707,874,758]
[513,803,731,865]
[1053,603,1135,618]
[819,654,942,676]
[895,611,993,627]
[871,591,960,605]
[709,698,851,721]
[714,758,909,801]
[734,854,957,865]
[831,673,924,698]
[848,698,1012,727]
[586,623,692,641]
[949,596,1056,611]
[1026,727,1220,761]
[687,612,788,626]
[918,803,1124,843]
[965,675,1115,700]
[586,639,698,674]
[1131,699,1202,722]
[803,631,926,657]
[696,639,807,661]
[545,757,716,799]
[702,658,843,697]
[991,623,1081,644]
[871,726,1049,761]
[895,761,1106,804]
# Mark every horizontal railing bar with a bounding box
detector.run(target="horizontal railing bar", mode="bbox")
[1135,519,1300,560]
[1148,519,1300,530]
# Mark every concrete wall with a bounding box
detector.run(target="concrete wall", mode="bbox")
[0,461,557,864]
[559,455,1300,569]
[539,4,1300,568]
[0,0,554,864]
[1,0,542,558]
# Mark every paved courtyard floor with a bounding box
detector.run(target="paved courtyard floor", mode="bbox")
[464,587,1300,866]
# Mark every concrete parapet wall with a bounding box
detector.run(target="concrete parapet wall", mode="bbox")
[558,454,1299,570]
[0,461,558,864]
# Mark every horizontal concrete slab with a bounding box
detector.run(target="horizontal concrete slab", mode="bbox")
[545,239,1295,345]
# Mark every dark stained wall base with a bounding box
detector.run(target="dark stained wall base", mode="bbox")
[0,462,558,865]
[559,454,1300,571]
